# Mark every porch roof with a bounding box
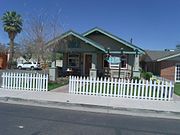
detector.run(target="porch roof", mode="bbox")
[46,30,106,52]
[83,27,145,54]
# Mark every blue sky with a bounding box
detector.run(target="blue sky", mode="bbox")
[0,0,180,50]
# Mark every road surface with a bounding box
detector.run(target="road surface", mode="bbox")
[0,102,180,135]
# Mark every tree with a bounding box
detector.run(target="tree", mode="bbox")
[1,11,23,68]
[20,12,63,67]
[0,43,7,53]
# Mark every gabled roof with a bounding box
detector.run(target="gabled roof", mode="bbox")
[46,30,106,52]
[83,27,145,54]
[144,50,180,62]
[157,51,180,61]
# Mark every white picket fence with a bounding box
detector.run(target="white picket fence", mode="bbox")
[1,72,48,91]
[69,76,174,101]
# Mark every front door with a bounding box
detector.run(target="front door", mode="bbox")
[85,54,92,75]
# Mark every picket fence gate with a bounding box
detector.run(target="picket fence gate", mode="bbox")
[1,72,48,91]
[69,76,174,101]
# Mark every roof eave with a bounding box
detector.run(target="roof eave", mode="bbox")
[46,30,106,52]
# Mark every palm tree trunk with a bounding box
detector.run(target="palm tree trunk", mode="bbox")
[8,38,14,69]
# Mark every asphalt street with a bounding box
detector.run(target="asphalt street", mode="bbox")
[0,103,180,135]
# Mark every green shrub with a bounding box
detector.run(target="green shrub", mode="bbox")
[145,72,152,80]
[141,70,152,80]
[132,76,140,81]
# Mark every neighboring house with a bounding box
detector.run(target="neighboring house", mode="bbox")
[141,50,180,82]
[29,58,38,63]
[0,52,7,69]
[17,57,41,65]
[17,56,27,64]
[47,27,145,78]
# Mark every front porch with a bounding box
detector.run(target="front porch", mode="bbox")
[61,52,138,79]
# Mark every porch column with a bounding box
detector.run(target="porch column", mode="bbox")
[133,54,140,77]
[90,53,97,78]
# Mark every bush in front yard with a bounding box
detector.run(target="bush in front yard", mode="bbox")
[132,76,140,81]
[141,70,152,80]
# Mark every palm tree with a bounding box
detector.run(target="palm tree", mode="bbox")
[1,11,23,68]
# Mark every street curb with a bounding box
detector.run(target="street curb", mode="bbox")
[0,96,180,120]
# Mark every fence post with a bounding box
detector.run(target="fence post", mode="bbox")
[160,81,164,100]
[79,76,82,94]
[99,77,103,96]
[107,78,110,96]
[114,78,117,97]
[82,76,86,95]
[141,80,145,99]
[168,81,173,101]
[69,76,71,93]
[2,72,5,88]
[110,78,113,97]
[103,77,106,96]
[126,79,130,98]
[164,81,168,101]
[75,76,79,94]
[130,79,133,98]
[85,77,89,95]
[122,79,126,98]
[137,80,141,99]
[93,77,96,95]
[96,77,99,95]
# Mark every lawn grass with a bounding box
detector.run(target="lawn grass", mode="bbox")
[78,84,159,98]
[48,78,69,91]
[174,83,180,96]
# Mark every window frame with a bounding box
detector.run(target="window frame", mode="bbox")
[68,53,80,68]
[175,64,180,82]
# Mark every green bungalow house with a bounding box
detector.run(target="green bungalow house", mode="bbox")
[47,27,145,78]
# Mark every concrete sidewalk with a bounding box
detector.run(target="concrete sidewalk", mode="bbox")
[51,85,69,93]
[0,88,180,119]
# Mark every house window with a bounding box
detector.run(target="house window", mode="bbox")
[175,64,180,82]
[68,54,80,67]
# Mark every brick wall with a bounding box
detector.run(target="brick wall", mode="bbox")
[0,53,7,69]
[160,61,176,81]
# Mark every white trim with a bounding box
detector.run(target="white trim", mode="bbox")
[157,53,180,62]
[175,63,180,82]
